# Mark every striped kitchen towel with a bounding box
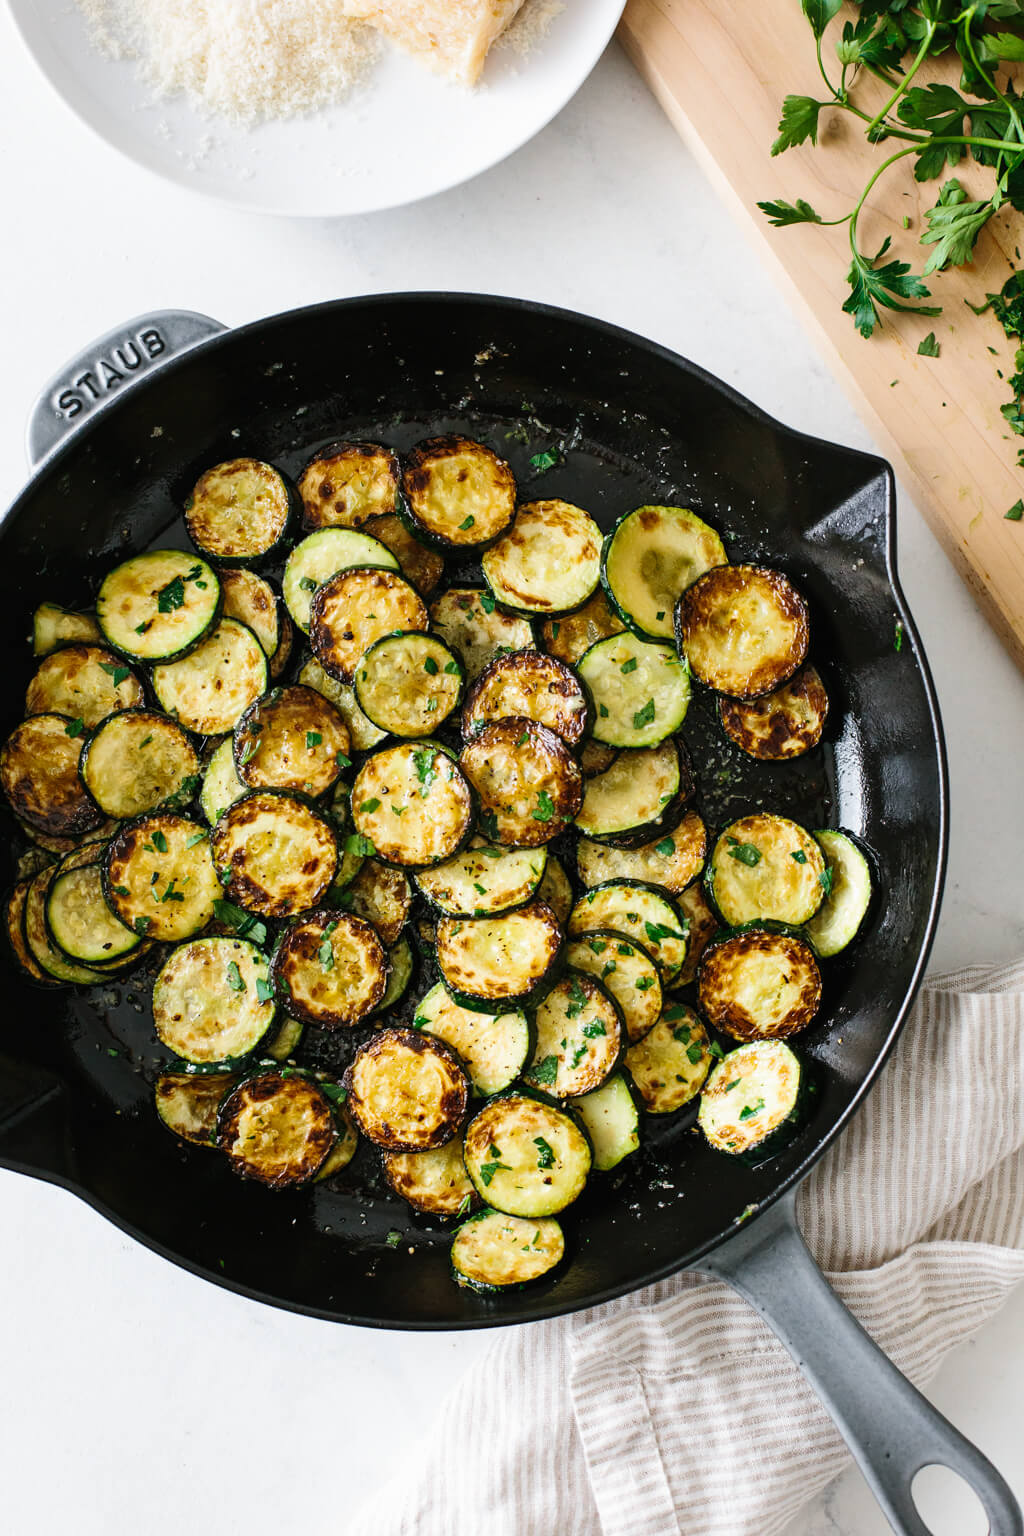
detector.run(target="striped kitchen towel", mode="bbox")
[348,958,1024,1536]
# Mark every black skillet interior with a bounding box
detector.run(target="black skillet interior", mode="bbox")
[0,295,945,1328]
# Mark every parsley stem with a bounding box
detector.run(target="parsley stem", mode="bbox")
[958,12,1024,160]
[816,34,840,102]
[865,22,936,140]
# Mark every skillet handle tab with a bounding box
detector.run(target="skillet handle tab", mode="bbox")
[26,310,226,469]
[696,1189,1022,1536]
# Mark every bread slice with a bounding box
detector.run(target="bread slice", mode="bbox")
[343,0,530,84]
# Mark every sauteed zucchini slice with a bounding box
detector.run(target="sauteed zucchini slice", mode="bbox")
[719,664,829,760]
[384,1136,478,1217]
[26,644,143,728]
[23,867,106,984]
[415,839,546,918]
[574,741,685,847]
[580,740,618,777]
[523,970,623,1099]
[401,435,516,551]
[97,550,220,663]
[567,880,688,983]
[708,814,825,927]
[46,857,141,965]
[200,737,247,826]
[354,633,462,737]
[698,1039,807,1161]
[234,684,350,797]
[536,853,573,925]
[1,713,104,838]
[413,982,532,1097]
[32,602,102,656]
[313,1101,359,1182]
[5,877,59,985]
[571,1073,640,1172]
[675,882,718,987]
[270,910,387,1029]
[481,499,602,615]
[452,1209,565,1292]
[298,441,400,529]
[603,504,726,640]
[264,1013,305,1063]
[362,512,445,598]
[375,935,415,1013]
[566,932,662,1043]
[436,900,563,1012]
[345,859,412,945]
[310,568,428,684]
[463,1095,591,1218]
[345,1028,469,1152]
[211,791,337,918]
[152,935,274,1065]
[459,719,582,848]
[269,613,295,680]
[219,567,281,658]
[462,650,588,747]
[81,710,200,821]
[541,588,624,665]
[185,458,293,563]
[152,617,268,735]
[297,658,387,751]
[155,1072,236,1148]
[676,564,810,699]
[218,1070,337,1188]
[105,812,220,941]
[699,928,822,1041]
[577,809,707,893]
[804,830,872,957]
[350,742,473,868]
[429,587,535,680]
[576,631,690,749]
[624,1006,713,1114]
[283,527,398,634]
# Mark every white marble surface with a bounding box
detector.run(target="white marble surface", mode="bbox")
[1,14,1022,1535]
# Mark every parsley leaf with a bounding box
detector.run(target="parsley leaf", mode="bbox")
[739,1099,766,1121]
[226,961,245,993]
[458,515,475,531]
[532,790,555,823]
[99,662,132,686]
[921,179,994,275]
[157,575,186,613]
[1006,500,1024,521]
[620,656,638,674]
[212,899,267,945]
[792,849,808,864]
[255,977,274,1004]
[64,717,85,738]
[423,655,439,675]
[480,1160,509,1186]
[582,1019,607,1038]
[359,797,381,814]
[843,239,939,339]
[306,731,322,749]
[758,196,825,228]
[318,937,334,969]
[530,1054,559,1085]
[533,1135,556,1168]
[771,94,822,156]
[346,833,376,857]
[632,699,656,730]
[917,331,941,358]
[819,865,835,897]
[530,449,560,472]
[655,837,675,857]
[727,842,762,867]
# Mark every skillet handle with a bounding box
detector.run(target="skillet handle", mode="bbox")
[696,1188,1023,1536]
[26,310,227,468]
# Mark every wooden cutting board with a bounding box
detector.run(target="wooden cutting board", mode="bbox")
[618,0,1024,670]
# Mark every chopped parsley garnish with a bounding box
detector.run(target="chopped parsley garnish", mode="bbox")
[212,900,267,946]
[480,1160,510,1186]
[299,576,318,592]
[570,1043,589,1068]
[598,703,609,718]
[346,833,376,857]
[533,1135,556,1168]
[139,735,153,749]
[917,332,940,358]
[157,575,186,612]
[819,865,834,897]
[425,698,438,712]
[727,842,762,867]
[455,1193,473,1218]
[133,916,151,935]
[633,699,656,730]
[473,882,487,896]
[620,656,638,674]
[238,738,260,766]
[582,1019,606,1038]
[791,849,807,864]
[385,1229,402,1248]
[1007,500,1024,522]
[444,659,460,674]
[644,919,685,944]
[318,937,335,969]
[458,515,476,531]
[532,790,555,823]
[99,662,132,686]
[412,1014,429,1030]
[160,878,185,903]
[530,449,560,472]
[517,730,530,746]
[530,1054,559,1085]
[739,1100,765,1121]
[725,1078,741,1092]
[566,978,587,1018]
[894,620,904,653]
[423,655,439,675]
[111,884,130,897]
[480,810,500,841]
[587,937,607,953]
[226,961,245,992]
[413,747,438,792]
[335,751,352,768]
[655,837,675,857]
[255,978,274,1004]
[634,975,654,991]
[64,717,85,738]
[359,797,381,814]
[709,1040,725,1060]
[306,731,322,749]
[479,592,496,614]
[686,1043,704,1065]
[673,1022,692,1043]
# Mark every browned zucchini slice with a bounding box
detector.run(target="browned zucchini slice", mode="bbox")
[211,791,337,918]
[699,928,821,1041]
[603,504,726,640]
[200,738,247,826]
[350,743,473,868]
[1,714,104,838]
[429,587,535,680]
[574,742,685,847]
[219,567,281,657]
[283,527,399,634]
[698,1039,807,1159]
[462,650,588,746]
[674,884,717,988]
[413,981,532,1096]
[344,1027,468,1151]
[5,877,59,985]
[105,812,221,941]
[401,436,516,551]
[362,512,444,597]
[153,936,275,1062]
[81,710,200,820]
[707,813,826,927]
[269,613,295,680]
[452,1209,564,1291]
[218,1070,337,1188]
[313,1101,359,1181]
[298,441,399,529]
[676,564,810,698]
[155,1072,236,1147]
[624,1005,713,1114]
[719,663,829,760]
[234,684,350,797]
[459,719,582,848]
[567,880,688,983]
[185,458,292,562]
[297,659,387,751]
[270,909,387,1028]
[32,602,102,656]
[577,631,690,749]
[577,809,708,893]
[463,1095,591,1217]
[96,550,221,663]
[25,644,143,728]
[536,853,573,925]
[354,633,462,737]
[436,900,563,1011]
[152,617,268,735]
[309,568,428,684]
[345,858,412,945]
[22,866,106,984]
[523,970,623,1098]
[481,499,602,615]
[580,740,619,777]
[383,1136,478,1217]
[415,839,546,918]
[566,932,662,1043]
[541,588,624,665]
[46,858,141,965]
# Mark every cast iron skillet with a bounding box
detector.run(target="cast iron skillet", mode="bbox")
[0,297,1017,1536]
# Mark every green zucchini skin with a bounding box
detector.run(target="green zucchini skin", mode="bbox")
[353,632,463,738]
[350,742,474,870]
[429,586,536,681]
[399,436,517,553]
[566,931,662,1043]
[263,1014,306,1063]
[412,981,533,1097]
[461,650,589,748]
[185,458,295,565]
[104,811,221,943]
[573,740,689,850]
[481,499,602,617]
[153,936,277,1066]
[211,790,338,919]
[523,969,624,1099]
[602,504,726,641]
[6,876,62,987]
[79,709,200,821]
[462,1093,591,1218]
[414,840,547,919]
[576,631,690,750]
[624,1005,714,1115]
[45,857,142,966]
[451,1208,566,1292]
[718,663,829,761]
[282,527,399,634]
[96,550,222,663]
[571,1072,641,1172]
[374,936,415,1015]
[697,1039,810,1163]
[458,719,583,849]
[804,830,873,958]
[155,1072,237,1148]
[152,617,268,737]
[567,879,689,984]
